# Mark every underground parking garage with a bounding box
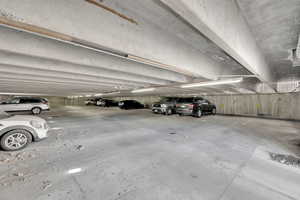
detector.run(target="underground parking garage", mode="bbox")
[0,0,300,199]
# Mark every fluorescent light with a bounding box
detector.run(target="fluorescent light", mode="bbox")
[67,168,82,174]
[180,78,243,88]
[94,93,103,97]
[131,88,155,93]
[104,91,121,95]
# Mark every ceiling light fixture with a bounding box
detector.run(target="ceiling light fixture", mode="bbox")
[180,78,243,88]
[103,91,121,95]
[131,88,155,93]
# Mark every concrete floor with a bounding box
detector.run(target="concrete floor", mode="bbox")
[0,106,300,200]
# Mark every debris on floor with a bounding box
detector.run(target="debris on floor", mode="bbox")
[13,172,24,177]
[168,132,177,135]
[76,145,85,151]
[41,180,52,191]
[0,152,37,164]
[269,152,300,168]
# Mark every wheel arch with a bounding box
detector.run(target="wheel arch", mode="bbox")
[0,126,37,142]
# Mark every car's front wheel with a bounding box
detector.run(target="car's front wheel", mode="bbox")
[165,108,172,115]
[0,130,32,151]
[212,108,217,115]
[196,109,202,118]
[32,107,42,115]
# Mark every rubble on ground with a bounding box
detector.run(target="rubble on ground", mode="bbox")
[269,152,300,168]
[76,145,84,151]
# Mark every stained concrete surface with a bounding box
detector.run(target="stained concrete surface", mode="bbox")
[0,106,300,200]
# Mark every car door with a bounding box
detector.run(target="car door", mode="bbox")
[21,98,36,111]
[202,99,211,112]
[206,100,214,112]
[2,98,21,111]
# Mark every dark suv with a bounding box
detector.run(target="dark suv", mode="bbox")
[175,97,216,117]
[85,98,102,106]
[97,99,118,107]
[152,97,179,115]
[118,100,144,110]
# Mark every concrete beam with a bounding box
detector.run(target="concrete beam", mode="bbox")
[0,64,144,87]
[0,51,171,86]
[0,0,235,80]
[0,27,188,84]
[160,0,275,90]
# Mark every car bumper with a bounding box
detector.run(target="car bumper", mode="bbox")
[34,128,49,141]
[152,107,166,114]
[176,109,193,115]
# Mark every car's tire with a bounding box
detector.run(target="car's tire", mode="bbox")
[196,109,202,118]
[212,108,217,115]
[165,108,172,115]
[178,113,183,116]
[0,129,32,151]
[31,107,42,115]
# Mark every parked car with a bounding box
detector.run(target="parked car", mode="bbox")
[0,97,50,115]
[152,97,179,115]
[175,97,216,117]
[96,99,119,107]
[0,111,49,151]
[85,98,101,106]
[193,99,217,118]
[118,100,144,110]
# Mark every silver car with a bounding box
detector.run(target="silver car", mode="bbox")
[0,111,49,151]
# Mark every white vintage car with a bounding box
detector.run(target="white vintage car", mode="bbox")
[0,111,49,151]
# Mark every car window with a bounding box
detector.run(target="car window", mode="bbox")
[178,98,193,103]
[20,98,41,103]
[30,98,42,103]
[9,98,20,104]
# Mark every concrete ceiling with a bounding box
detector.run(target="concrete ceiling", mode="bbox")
[238,0,300,79]
[0,0,299,96]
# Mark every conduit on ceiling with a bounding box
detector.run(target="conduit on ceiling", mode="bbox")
[85,0,138,25]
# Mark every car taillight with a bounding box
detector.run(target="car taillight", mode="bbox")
[188,104,194,109]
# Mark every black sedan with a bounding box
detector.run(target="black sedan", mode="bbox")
[118,100,144,110]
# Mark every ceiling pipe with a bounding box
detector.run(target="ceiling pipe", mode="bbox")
[85,0,138,25]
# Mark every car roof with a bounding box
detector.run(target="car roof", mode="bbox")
[14,96,43,99]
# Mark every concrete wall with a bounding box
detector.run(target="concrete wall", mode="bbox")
[45,96,66,108]
[116,93,300,121]
[205,93,300,120]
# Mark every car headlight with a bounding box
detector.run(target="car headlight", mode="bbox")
[161,104,167,108]
[30,120,43,129]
